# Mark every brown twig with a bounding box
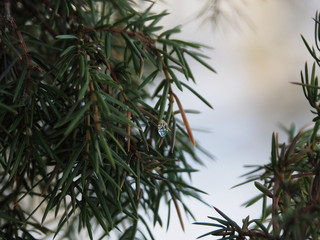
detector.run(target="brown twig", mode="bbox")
[89,75,101,132]
[1,1,32,81]
[172,92,196,146]
[170,191,185,232]
[84,26,155,49]
[5,17,30,78]
[136,105,158,123]
[170,117,176,153]
[41,164,60,196]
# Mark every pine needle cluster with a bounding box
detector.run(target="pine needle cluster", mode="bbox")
[0,1,215,239]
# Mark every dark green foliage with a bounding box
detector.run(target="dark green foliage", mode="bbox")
[196,11,320,240]
[0,1,214,239]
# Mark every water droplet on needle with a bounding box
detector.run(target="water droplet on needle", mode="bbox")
[158,120,168,137]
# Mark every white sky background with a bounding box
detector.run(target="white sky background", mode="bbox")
[148,0,319,239]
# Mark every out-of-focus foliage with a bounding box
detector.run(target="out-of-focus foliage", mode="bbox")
[0,0,215,239]
[195,11,320,240]
[197,0,252,30]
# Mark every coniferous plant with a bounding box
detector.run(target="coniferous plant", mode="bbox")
[0,1,215,239]
[195,11,320,240]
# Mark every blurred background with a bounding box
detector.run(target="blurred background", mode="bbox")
[148,0,319,239]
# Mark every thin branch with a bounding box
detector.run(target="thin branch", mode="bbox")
[84,26,155,49]
[172,92,196,146]
[170,191,185,232]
